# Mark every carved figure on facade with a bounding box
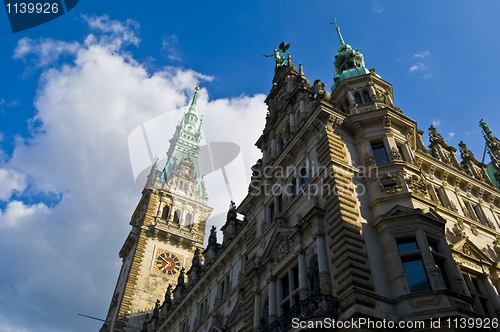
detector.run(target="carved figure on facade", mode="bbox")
[408,174,427,196]
[452,222,466,239]
[379,172,403,193]
[470,224,479,236]
[390,147,402,161]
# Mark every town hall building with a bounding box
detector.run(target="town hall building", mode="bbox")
[101,21,500,332]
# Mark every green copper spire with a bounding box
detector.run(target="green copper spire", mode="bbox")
[189,77,200,112]
[162,81,206,197]
[331,18,380,92]
[331,18,345,48]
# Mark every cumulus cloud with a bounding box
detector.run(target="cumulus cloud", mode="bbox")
[0,169,27,201]
[0,200,49,228]
[1,15,266,332]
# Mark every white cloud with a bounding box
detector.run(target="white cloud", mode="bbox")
[414,50,430,58]
[449,132,455,139]
[432,120,441,127]
[0,169,27,201]
[373,3,384,13]
[161,34,182,61]
[409,62,426,72]
[13,37,80,68]
[0,319,31,332]
[0,200,49,228]
[1,15,266,332]
[0,98,20,107]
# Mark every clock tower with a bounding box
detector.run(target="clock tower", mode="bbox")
[100,84,212,332]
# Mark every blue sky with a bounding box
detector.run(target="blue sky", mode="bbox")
[1,1,500,331]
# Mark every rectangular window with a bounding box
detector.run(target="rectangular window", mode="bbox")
[281,275,289,299]
[268,202,274,223]
[277,196,282,213]
[402,258,431,293]
[300,167,307,187]
[371,142,389,164]
[397,145,406,161]
[397,238,418,252]
[291,178,297,198]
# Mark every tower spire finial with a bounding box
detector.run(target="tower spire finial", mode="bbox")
[330,18,345,46]
[189,77,201,110]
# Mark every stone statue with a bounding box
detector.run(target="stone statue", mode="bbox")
[480,119,492,135]
[428,125,444,143]
[459,141,474,160]
[208,225,217,245]
[262,42,290,68]
[227,201,237,219]
[177,267,185,286]
[165,284,172,303]
[192,248,201,266]
[152,299,160,319]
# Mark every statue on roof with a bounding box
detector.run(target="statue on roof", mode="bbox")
[428,125,445,144]
[459,141,474,160]
[208,225,217,245]
[480,119,492,136]
[262,42,290,68]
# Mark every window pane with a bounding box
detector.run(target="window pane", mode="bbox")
[354,94,362,105]
[436,260,452,290]
[371,143,389,164]
[292,267,299,290]
[281,275,289,299]
[397,239,418,252]
[403,259,431,293]
[363,92,371,103]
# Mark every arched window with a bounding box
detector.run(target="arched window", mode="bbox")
[354,94,362,105]
[161,205,170,220]
[183,183,188,191]
[363,92,371,103]
[185,213,192,225]
[173,210,180,224]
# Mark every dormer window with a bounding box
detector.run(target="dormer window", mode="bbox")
[354,93,362,105]
[363,92,371,103]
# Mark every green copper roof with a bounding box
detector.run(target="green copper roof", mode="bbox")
[330,18,380,92]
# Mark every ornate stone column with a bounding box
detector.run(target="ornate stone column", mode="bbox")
[484,276,500,316]
[271,137,277,159]
[269,277,277,321]
[316,233,332,294]
[290,113,297,134]
[299,100,307,121]
[253,289,261,332]
[298,250,308,300]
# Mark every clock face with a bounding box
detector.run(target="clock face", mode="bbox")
[152,248,184,277]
